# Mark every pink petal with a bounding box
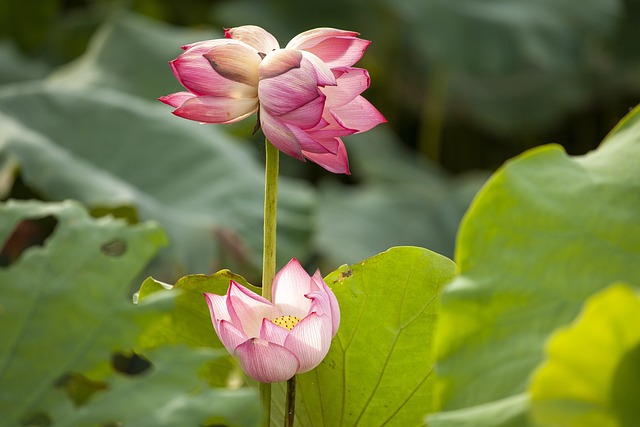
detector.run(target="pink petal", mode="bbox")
[284,312,333,373]
[158,91,195,108]
[286,28,358,50]
[204,292,250,353]
[217,319,249,354]
[272,258,313,318]
[180,40,221,52]
[171,40,257,98]
[204,291,230,318]
[331,95,387,133]
[307,114,357,140]
[301,51,336,87]
[260,109,304,160]
[259,318,290,346]
[287,125,339,154]
[203,41,261,87]
[226,281,279,338]
[302,139,351,174]
[307,123,356,140]
[258,49,302,80]
[277,95,326,129]
[203,292,230,335]
[286,28,370,68]
[313,271,340,336]
[234,338,300,383]
[225,25,280,54]
[322,67,370,109]
[172,95,258,124]
[306,291,331,317]
[259,50,321,116]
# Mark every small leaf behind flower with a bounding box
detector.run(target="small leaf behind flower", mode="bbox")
[136,270,260,387]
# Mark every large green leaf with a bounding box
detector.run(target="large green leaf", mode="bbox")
[50,346,261,427]
[0,200,259,426]
[427,395,529,427]
[272,247,457,426]
[0,200,168,424]
[48,11,214,100]
[428,105,640,425]
[529,284,640,427]
[0,82,314,281]
[0,41,49,85]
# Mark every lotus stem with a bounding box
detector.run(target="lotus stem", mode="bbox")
[261,138,280,426]
[285,376,296,427]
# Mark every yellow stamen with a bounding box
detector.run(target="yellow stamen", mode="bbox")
[271,315,301,331]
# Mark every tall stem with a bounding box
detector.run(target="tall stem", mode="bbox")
[261,139,279,427]
[285,376,296,427]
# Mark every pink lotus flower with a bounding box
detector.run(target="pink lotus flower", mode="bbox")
[204,259,340,383]
[159,25,386,174]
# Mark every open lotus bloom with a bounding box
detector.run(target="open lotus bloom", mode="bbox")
[160,25,386,174]
[204,259,340,383]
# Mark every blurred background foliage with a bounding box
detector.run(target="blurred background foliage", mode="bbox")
[2,0,639,168]
[1,0,639,281]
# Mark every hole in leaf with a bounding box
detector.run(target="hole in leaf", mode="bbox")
[3,172,43,201]
[0,215,58,267]
[111,351,151,376]
[100,239,127,257]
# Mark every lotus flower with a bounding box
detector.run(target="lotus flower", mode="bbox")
[160,25,386,174]
[204,259,340,383]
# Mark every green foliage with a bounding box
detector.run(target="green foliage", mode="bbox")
[0,200,166,424]
[0,42,49,84]
[391,0,622,135]
[427,395,530,427]
[51,346,261,427]
[0,81,314,281]
[0,200,260,426]
[48,11,215,100]
[273,247,457,426]
[316,127,487,265]
[529,284,640,427]
[427,106,640,426]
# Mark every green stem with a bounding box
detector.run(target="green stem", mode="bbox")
[285,376,296,427]
[262,138,279,301]
[261,139,279,427]
[260,382,271,427]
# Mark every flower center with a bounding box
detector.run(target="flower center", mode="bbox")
[271,315,301,331]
